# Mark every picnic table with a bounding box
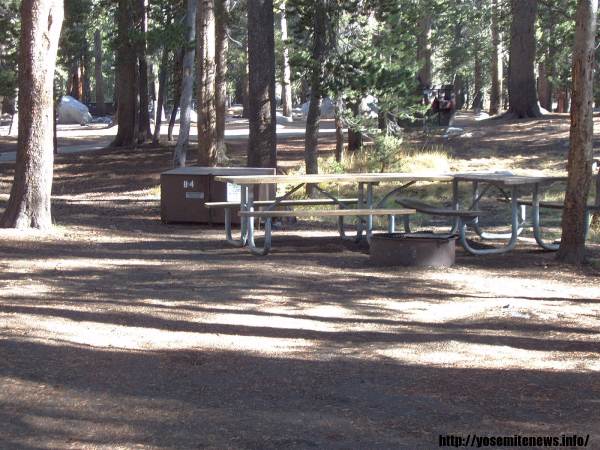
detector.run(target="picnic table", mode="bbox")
[450,172,568,254]
[211,171,579,256]
[212,173,451,255]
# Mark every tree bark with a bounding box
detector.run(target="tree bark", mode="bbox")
[557,0,598,264]
[94,29,105,116]
[416,9,433,91]
[152,47,169,144]
[537,60,552,110]
[280,1,293,119]
[1,0,64,229]
[472,56,484,112]
[215,0,229,158]
[489,0,502,115]
[304,1,329,195]
[334,100,344,163]
[242,35,249,119]
[173,0,197,168]
[168,49,184,142]
[82,41,91,104]
[507,0,542,118]
[197,0,217,166]
[247,0,277,168]
[347,101,362,151]
[112,0,138,147]
[137,0,151,143]
[304,2,328,178]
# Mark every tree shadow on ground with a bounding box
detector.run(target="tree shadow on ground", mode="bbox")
[1,339,599,449]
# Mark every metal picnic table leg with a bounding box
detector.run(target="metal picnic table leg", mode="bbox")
[532,183,560,251]
[468,181,525,240]
[459,186,520,255]
[366,182,374,242]
[245,186,272,256]
[450,178,460,234]
[224,186,248,247]
[355,182,365,242]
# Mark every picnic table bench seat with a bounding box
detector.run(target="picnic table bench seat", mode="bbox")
[238,208,413,218]
[511,199,600,211]
[394,198,482,218]
[205,198,359,209]
[238,208,415,255]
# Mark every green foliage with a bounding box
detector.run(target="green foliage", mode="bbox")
[370,134,404,172]
[0,0,20,99]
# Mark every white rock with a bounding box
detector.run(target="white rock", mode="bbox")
[58,96,93,125]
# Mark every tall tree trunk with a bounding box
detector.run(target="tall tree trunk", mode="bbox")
[68,60,84,100]
[94,30,105,116]
[215,0,229,158]
[198,0,217,166]
[280,1,293,119]
[173,0,197,168]
[416,10,433,92]
[507,0,542,118]
[537,60,552,110]
[472,56,484,111]
[168,49,184,142]
[242,44,249,119]
[347,101,362,151]
[247,0,277,168]
[112,0,138,147]
[334,98,344,162]
[489,0,502,115]
[1,0,63,229]
[152,47,169,144]
[82,42,91,104]
[304,1,329,195]
[557,0,598,264]
[137,0,151,143]
[454,75,466,110]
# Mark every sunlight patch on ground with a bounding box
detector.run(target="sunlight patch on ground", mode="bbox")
[375,342,600,372]
[2,316,310,355]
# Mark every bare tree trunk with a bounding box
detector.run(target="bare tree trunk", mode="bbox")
[82,42,91,104]
[168,49,184,142]
[137,0,151,143]
[557,0,598,264]
[1,0,63,229]
[94,30,105,116]
[173,0,197,168]
[304,0,329,195]
[507,0,542,118]
[152,47,169,144]
[334,98,344,162]
[215,0,229,158]
[197,0,217,166]
[592,160,600,226]
[242,44,249,119]
[112,0,138,147]
[416,10,433,91]
[247,0,277,168]
[489,0,502,115]
[537,60,551,110]
[472,56,484,112]
[347,101,362,151]
[68,60,84,100]
[280,0,293,119]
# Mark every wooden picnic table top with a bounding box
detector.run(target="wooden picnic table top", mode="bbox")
[452,172,567,185]
[215,172,567,186]
[214,172,455,185]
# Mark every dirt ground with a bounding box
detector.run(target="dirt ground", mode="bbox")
[1,113,599,449]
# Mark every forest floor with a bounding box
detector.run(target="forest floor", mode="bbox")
[0,112,599,449]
